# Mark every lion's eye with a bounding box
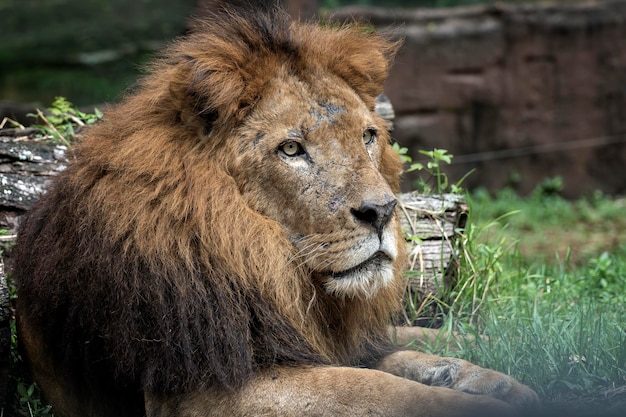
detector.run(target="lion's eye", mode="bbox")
[279,141,304,157]
[362,129,376,146]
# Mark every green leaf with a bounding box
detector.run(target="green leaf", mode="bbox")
[406,162,424,172]
[17,382,28,398]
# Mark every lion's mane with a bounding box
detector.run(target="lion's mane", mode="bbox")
[13,6,404,415]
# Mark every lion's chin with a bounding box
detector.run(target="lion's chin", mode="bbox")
[322,252,394,299]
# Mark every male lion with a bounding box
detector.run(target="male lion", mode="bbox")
[13,7,538,417]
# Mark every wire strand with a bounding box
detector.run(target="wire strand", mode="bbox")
[410,133,626,165]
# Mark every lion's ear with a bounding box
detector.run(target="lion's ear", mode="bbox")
[324,29,401,108]
[168,55,248,133]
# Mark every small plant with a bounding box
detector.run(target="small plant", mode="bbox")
[532,176,564,198]
[413,148,447,193]
[393,145,472,194]
[408,148,462,194]
[28,97,102,146]
[17,381,54,417]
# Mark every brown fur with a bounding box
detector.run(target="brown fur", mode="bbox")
[13,7,538,417]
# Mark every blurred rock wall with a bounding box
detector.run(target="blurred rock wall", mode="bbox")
[331,1,626,197]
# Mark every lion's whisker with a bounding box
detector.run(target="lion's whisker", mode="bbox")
[293,249,326,271]
[288,238,324,265]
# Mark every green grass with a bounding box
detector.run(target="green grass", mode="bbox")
[470,186,626,265]
[413,189,626,414]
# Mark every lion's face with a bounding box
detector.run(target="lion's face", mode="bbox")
[228,69,400,299]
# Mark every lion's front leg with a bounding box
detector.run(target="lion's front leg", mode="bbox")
[376,350,539,408]
[145,366,515,417]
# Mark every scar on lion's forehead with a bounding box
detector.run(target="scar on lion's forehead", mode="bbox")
[253,132,266,146]
[318,101,345,117]
[303,101,346,133]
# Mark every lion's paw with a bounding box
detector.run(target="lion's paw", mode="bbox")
[455,369,540,409]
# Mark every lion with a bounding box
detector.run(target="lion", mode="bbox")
[12,7,538,417]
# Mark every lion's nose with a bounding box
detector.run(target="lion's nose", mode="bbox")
[351,198,397,237]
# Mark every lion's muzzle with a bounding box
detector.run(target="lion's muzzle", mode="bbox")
[322,218,398,299]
